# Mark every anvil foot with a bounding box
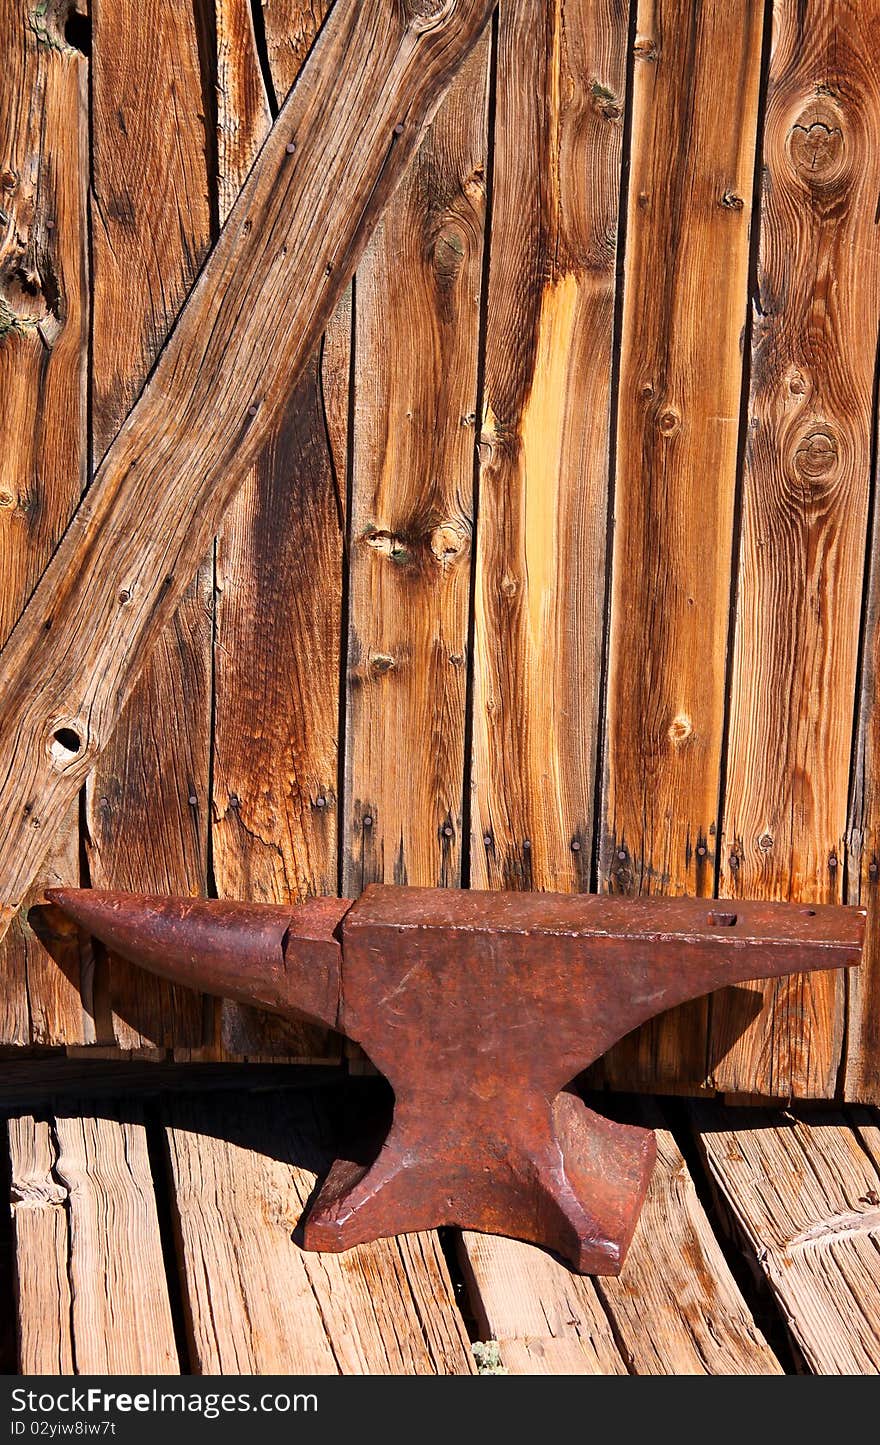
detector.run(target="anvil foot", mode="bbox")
[302,1091,656,1275]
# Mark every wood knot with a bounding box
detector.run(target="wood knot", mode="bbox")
[788,110,846,187]
[370,653,396,676]
[668,712,692,745]
[362,527,411,565]
[794,430,838,482]
[658,408,681,437]
[432,223,467,281]
[430,521,468,565]
[590,80,621,120]
[500,572,518,598]
[788,370,807,397]
[633,34,657,62]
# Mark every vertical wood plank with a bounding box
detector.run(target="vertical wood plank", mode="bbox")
[211,0,344,1060]
[599,0,764,1091]
[342,37,489,897]
[10,1109,178,1374]
[164,1091,474,1374]
[85,0,213,1050]
[0,0,89,1046]
[846,480,880,1100]
[710,0,880,1098]
[470,0,626,894]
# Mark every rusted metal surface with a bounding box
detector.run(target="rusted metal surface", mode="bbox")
[47,884,865,1274]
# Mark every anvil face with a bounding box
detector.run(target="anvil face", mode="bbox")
[46,884,865,1274]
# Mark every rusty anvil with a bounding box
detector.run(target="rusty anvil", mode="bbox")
[47,884,864,1274]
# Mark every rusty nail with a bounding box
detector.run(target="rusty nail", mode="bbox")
[285,141,296,154]
[829,854,838,870]
[442,825,454,839]
[522,839,532,852]
[363,815,373,828]
[571,840,581,853]
[483,834,492,847]
[188,794,198,806]
[393,122,404,135]
[315,796,327,809]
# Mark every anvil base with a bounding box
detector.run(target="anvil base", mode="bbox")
[302,1091,657,1274]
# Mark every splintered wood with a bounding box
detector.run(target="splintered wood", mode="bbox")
[8,1109,178,1374]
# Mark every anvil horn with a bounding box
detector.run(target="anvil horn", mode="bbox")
[45,888,349,1032]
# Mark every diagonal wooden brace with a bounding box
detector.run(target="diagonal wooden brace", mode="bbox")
[0,0,496,941]
[46,884,865,1273]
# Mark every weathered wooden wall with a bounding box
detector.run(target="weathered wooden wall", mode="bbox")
[2,0,880,1102]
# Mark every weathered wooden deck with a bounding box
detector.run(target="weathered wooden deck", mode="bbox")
[5,1072,880,1376]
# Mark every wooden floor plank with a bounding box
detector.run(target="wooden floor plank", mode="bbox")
[458,1109,781,1375]
[8,1108,178,1374]
[457,1230,626,1375]
[164,1090,474,1375]
[595,1114,782,1375]
[694,1103,880,1373]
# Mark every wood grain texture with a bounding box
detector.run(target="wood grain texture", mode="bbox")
[9,1109,178,1374]
[343,36,489,896]
[600,0,764,1091]
[85,0,213,1052]
[459,1107,781,1375]
[164,1090,475,1374]
[0,0,496,943]
[212,0,344,1061]
[695,1103,880,1374]
[0,0,88,1045]
[710,0,880,1098]
[595,1110,782,1374]
[470,0,626,894]
[458,1231,627,1374]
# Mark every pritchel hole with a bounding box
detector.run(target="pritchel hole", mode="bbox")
[805,908,817,917]
[708,911,738,927]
